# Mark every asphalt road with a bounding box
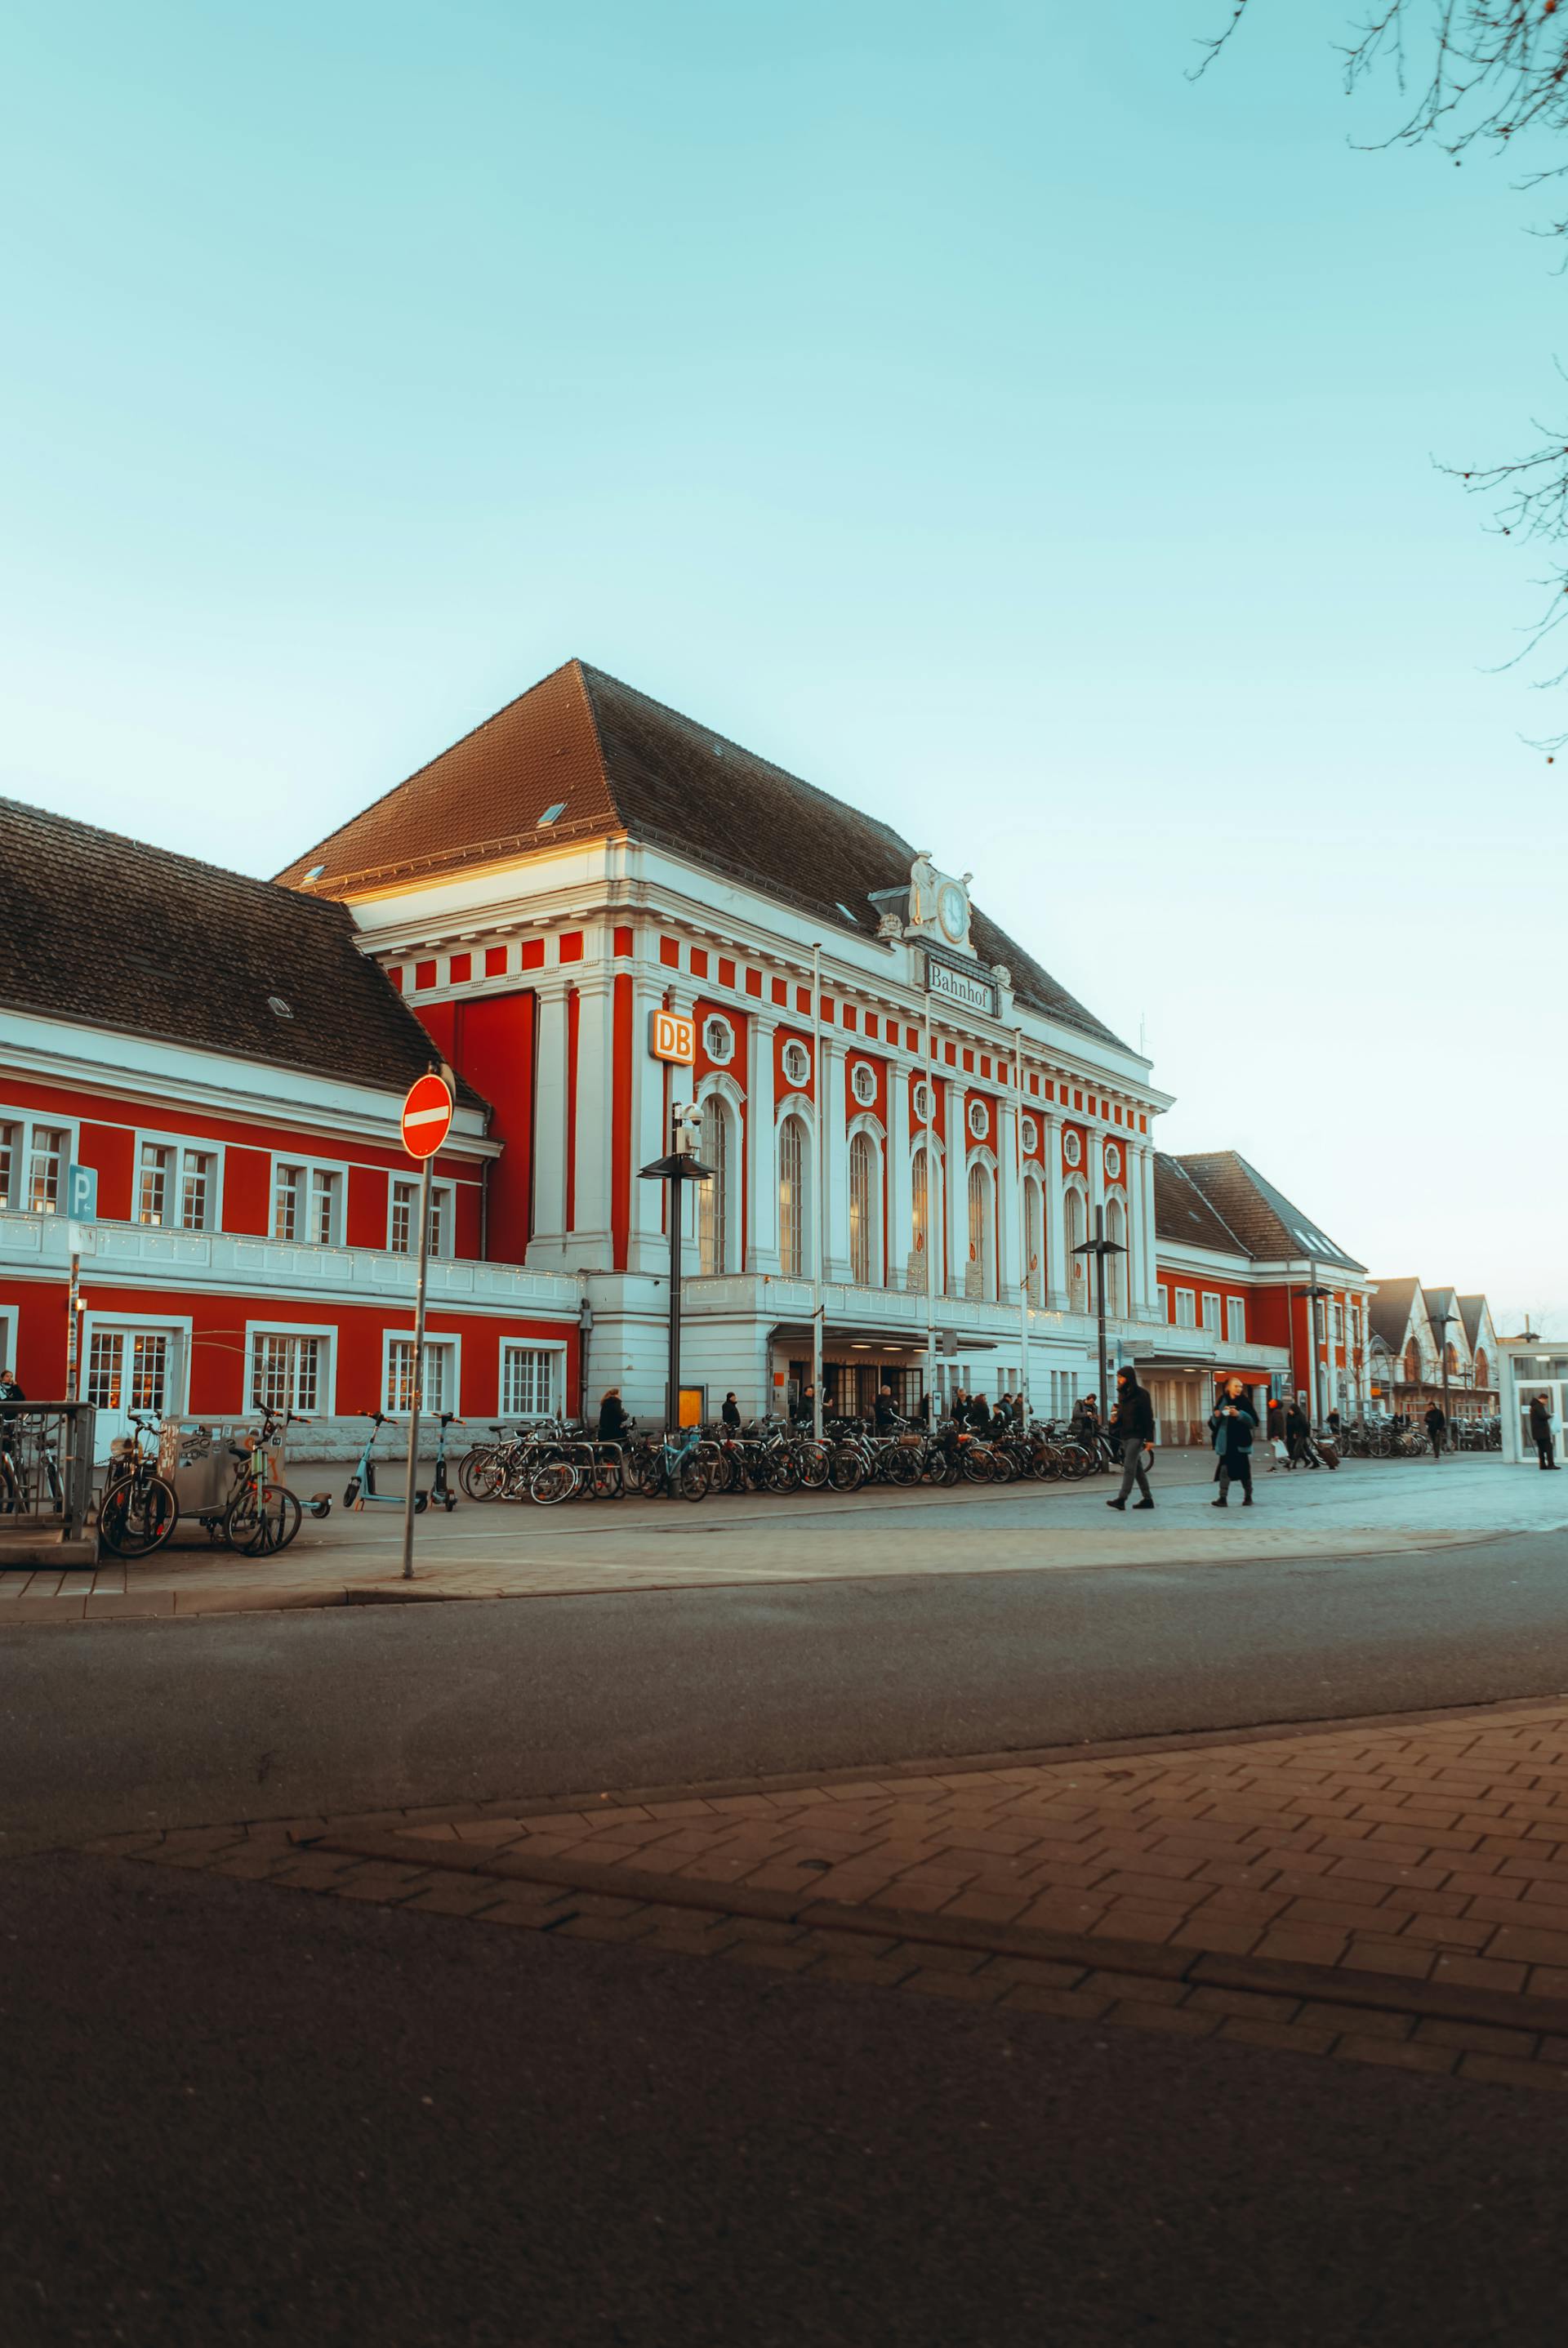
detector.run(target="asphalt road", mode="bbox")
[3,1526,1567,1852]
[6,1850,1566,2348]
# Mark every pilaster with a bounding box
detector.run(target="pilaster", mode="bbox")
[746,1014,780,1273]
[945,1075,968,1299]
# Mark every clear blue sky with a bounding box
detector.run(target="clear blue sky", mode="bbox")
[4,2,1562,1323]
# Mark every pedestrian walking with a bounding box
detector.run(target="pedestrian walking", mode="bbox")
[1326,1407,1342,1441]
[793,1383,817,1427]
[1530,1392,1558,1470]
[1425,1402,1447,1459]
[721,1391,742,1431]
[1106,1366,1156,1511]
[596,1388,630,1442]
[1209,1377,1258,1508]
[1285,1401,1313,1468]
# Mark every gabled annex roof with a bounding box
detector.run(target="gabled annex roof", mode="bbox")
[274,659,1126,1049]
[1457,1294,1491,1352]
[0,795,478,1104]
[1152,1153,1250,1255]
[1368,1277,1423,1352]
[1169,1152,1365,1274]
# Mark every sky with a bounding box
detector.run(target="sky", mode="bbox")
[3,1,1564,1328]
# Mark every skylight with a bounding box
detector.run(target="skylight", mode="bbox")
[538,803,566,826]
[835,902,858,925]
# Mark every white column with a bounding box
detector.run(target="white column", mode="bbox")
[822,1033,852,1283]
[569,974,613,1259]
[945,1075,968,1299]
[888,1061,912,1293]
[628,971,670,1275]
[1044,1110,1068,1310]
[529,985,568,1262]
[1141,1143,1160,1315]
[746,1014,779,1273]
[1088,1126,1107,1316]
[997,1099,1020,1304]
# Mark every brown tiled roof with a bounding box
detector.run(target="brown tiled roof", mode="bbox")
[1367,1278,1421,1351]
[1173,1152,1365,1274]
[0,796,481,1107]
[275,660,1125,1048]
[1153,1153,1249,1254]
[1457,1294,1490,1352]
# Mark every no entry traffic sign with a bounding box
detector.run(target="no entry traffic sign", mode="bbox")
[401,1072,454,1160]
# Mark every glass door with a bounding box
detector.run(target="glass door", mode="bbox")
[86,1326,177,1458]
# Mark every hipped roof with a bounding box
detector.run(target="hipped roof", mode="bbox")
[275,659,1125,1049]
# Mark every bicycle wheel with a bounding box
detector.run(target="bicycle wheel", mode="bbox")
[458,1446,501,1500]
[677,1459,710,1501]
[764,1450,800,1494]
[795,1442,830,1490]
[529,1461,578,1506]
[227,1482,302,1555]
[99,1475,178,1558]
[827,1449,864,1493]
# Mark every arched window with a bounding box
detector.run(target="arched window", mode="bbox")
[1106,1196,1128,1317]
[849,1131,877,1287]
[911,1143,933,1291]
[698,1102,730,1276]
[778,1116,808,1277]
[967,1162,995,1302]
[1474,1347,1489,1389]
[1067,1187,1088,1307]
[1024,1177,1045,1306]
[1404,1339,1422,1385]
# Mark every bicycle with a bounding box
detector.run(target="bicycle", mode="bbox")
[636,1422,710,1501]
[98,1414,179,1558]
[224,1410,304,1554]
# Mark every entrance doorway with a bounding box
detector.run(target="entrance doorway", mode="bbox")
[83,1321,185,1457]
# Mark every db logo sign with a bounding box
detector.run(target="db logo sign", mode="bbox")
[650,1010,695,1065]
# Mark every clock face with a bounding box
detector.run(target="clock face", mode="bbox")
[938,882,966,942]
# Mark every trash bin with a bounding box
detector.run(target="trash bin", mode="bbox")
[158,1419,283,1520]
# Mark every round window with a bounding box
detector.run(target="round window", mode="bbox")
[1104,1141,1122,1178]
[704,1016,734,1066]
[850,1062,877,1107]
[967,1098,989,1141]
[1020,1116,1039,1156]
[782,1040,812,1089]
[1063,1129,1083,1168]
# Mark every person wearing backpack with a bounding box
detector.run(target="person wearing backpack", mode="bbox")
[1106,1366,1156,1511]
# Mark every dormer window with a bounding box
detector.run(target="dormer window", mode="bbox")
[537,803,566,827]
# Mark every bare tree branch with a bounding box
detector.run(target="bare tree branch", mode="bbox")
[1196,3,1568,742]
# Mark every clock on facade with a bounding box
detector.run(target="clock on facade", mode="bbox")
[938,882,968,943]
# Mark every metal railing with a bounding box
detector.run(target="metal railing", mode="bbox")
[0,1402,97,1544]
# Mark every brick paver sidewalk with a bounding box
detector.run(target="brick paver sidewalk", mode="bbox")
[398,1702,1568,1999]
[99,1698,1568,2094]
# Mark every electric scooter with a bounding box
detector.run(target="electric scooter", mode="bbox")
[428,1412,459,1512]
[344,1413,428,1513]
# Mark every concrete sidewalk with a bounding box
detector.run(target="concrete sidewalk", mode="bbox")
[100,1695,1568,2093]
[2,1452,1558,1623]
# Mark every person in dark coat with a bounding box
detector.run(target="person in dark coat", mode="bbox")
[1267,1398,1285,1444]
[596,1388,630,1442]
[873,1386,898,1434]
[721,1392,742,1431]
[1285,1401,1313,1468]
[1209,1377,1258,1507]
[793,1383,817,1428]
[1530,1392,1558,1470]
[1106,1367,1156,1510]
[949,1388,967,1428]
[1425,1403,1447,1459]
[965,1392,991,1432]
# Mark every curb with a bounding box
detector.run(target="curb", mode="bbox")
[299,1822,1568,2045]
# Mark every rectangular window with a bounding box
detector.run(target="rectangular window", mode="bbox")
[251,1333,323,1416]
[501,1344,556,1420]
[1201,1293,1221,1335]
[390,1179,452,1257]
[137,1144,172,1226]
[0,1121,16,1208]
[1333,1303,1344,1343]
[138,1142,218,1231]
[1156,1284,1169,1321]
[1226,1297,1246,1347]
[27,1126,66,1214]
[1175,1289,1196,1330]
[274,1161,341,1245]
[385,1338,453,1416]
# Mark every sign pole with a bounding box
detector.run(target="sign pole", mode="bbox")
[667,1104,684,1429]
[401,1149,434,1582]
[66,1244,81,1402]
[1094,1204,1109,1417]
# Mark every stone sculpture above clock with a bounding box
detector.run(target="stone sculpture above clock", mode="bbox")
[906,852,974,956]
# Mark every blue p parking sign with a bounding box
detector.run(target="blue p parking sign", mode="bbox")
[65,1163,97,1220]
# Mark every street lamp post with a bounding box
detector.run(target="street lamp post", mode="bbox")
[1429,1307,1454,1435]
[1072,1205,1127,1416]
[639,1101,714,1432]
